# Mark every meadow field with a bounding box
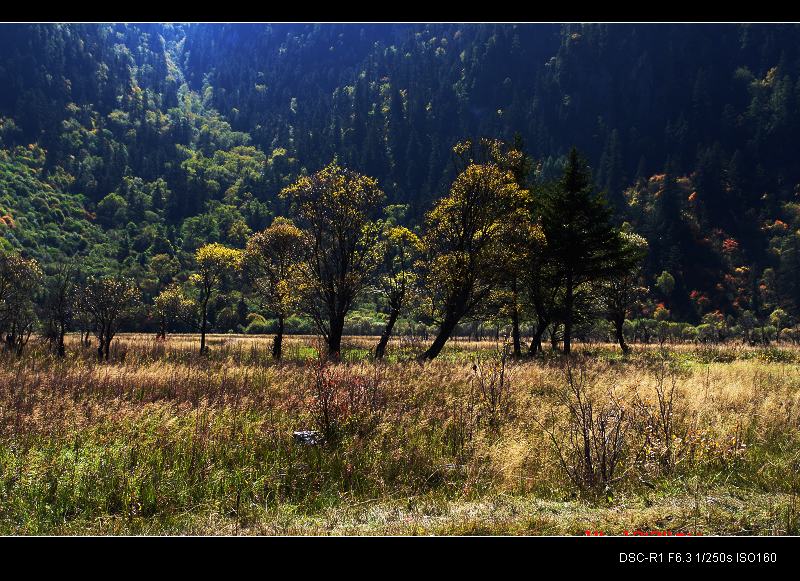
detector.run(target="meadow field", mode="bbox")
[1,333,799,535]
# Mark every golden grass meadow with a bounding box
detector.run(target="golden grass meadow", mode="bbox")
[1,333,799,535]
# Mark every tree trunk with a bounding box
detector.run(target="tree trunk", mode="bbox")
[563,278,574,355]
[272,315,284,361]
[614,316,629,353]
[511,277,521,357]
[57,323,66,358]
[419,315,459,361]
[528,322,546,355]
[511,311,521,357]
[327,312,344,360]
[550,326,559,351]
[200,298,209,354]
[97,328,105,361]
[104,335,112,361]
[375,308,399,360]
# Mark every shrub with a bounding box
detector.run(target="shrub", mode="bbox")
[284,315,314,334]
[471,341,514,433]
[245,315,273,335]
[539,365,631,496]
[307,358,386,444]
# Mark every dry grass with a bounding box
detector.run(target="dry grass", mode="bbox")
[1,333,799,535]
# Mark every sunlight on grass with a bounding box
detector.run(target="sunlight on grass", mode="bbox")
[0,334,798,535]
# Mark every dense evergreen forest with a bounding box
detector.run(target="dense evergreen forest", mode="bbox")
[2,23,800,351]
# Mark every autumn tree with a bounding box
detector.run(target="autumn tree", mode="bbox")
[539,147,635,354]
[41,260,79,357]
[597,230,649,353]
[0,249,43,355]
[373,220,421,359]
[280,161,385,359]
[418,142,528,360]
[79,276,141,361]
[655,270,676,298]
[191,243,242,354]
[738,309,758,345]
[773,218,800,316]
[770,307,789,341]
[243,217,305,360]
[484,135,535,357]
[153,283,197,340]
[74,306,94,347]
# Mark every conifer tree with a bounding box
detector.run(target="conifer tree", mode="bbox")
[539,148,634,354]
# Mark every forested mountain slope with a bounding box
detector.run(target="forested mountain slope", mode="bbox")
[1,23,799,324]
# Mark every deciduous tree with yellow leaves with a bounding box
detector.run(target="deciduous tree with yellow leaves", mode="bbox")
[192,243,242,353]
[374,221,421,359]
[243,217,305,360]
[0,249,43,355]
[596,229,649,353]
[79,276,141,361]
[418,140,529,360]
[280,161,385,359]
[153,283,197,340]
